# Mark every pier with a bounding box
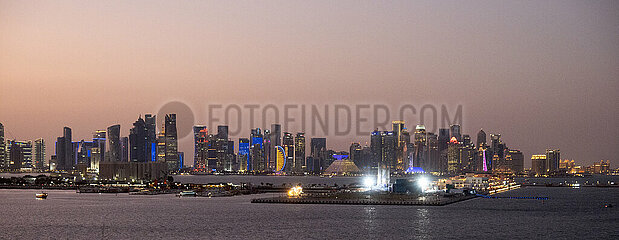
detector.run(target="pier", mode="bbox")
[252,194,477,206]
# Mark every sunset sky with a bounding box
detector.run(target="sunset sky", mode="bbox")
[1,0,617,167]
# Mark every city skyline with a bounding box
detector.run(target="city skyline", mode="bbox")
[1,1,618,167]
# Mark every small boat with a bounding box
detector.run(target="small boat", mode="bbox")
[176,191,197,197]
[36,192,48,199]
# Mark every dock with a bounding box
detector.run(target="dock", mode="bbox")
[252,194,477,206]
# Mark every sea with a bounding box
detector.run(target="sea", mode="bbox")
[0,175,617,239]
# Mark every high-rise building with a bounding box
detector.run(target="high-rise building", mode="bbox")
[144,114,157,162]
[476,129,487,147]
[370,130,383,167]
[349,142,364,170]
[193,126,208,171]
[309,138,326,174]
[426,133,439,172]
[7,140,32,170]
[121,137,129,162]
[294,133,305,173]
[382,131,397,169]
[413,125,427,170]
[269,124,281,170]
[107,124,121,162]
[215,125,229,171]
[531,155,547,175]
[392,121,406,170]
[437,128,450,173]
[250,128,264,172]
[506,149,524,174]
[93,130,106,166]
[55,127,75,170]
[0,123,5,169]
[164,114,179,171]
[33,138,45,169]
[282,132,294,172]
[447,137,461,174]
[545,149,560,173]
[129,116,148,162]
[450,124,461,142]
[7,141,24,170]
[238,138,250,172]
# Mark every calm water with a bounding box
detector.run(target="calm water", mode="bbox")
[1,182,617,239]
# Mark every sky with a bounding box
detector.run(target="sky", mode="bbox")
[1,0,618,168]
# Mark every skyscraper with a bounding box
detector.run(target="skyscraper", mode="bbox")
[215,125,229,171]
[476,129,487,147]
[250,128,264,171]
[392,121,407,170]
[33,138,45,169]
[438,128,450,173]
[238,138,250,172]
[164,114,179,171]
[55,127,74,170]
[129,116,148,162]
[506,149,524,174]
[531,155,547,175]
[282,132,294,172]
[121,137,129,162]
[450,124,462,142]
[193,126,208,171]
[294,132,305,173]
[447,137,461,174]
[144,114,157,162]
[7,141,24,170]
[545,149,560,174]
[269,124,281,170]
[107,124,121,162]
[0,123,5,169]
[309,138,326,174]
[413,125,427,170]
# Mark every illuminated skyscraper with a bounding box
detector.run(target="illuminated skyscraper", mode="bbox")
[447,137,461,174]
[164,114,179,171]
[107,124,121,162]
[506,149,524,174]
[238,138,250,172]
[294,132,305,173]
[33,138,45,169]
[269,124,281,170]
[426,133,439,172]
[250,128,264,171]
[413,125,427,170]
[531,155,547,175]
[7,140,32,170]
[144,114,157,162]
[0,123,5,169]
[282,132,294,172]
[193,126,208,171]
[392,121,406,170]
[449,124,461,142]
[545,149,560,173]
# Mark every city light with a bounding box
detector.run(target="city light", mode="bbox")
[363,177,375,189]
[287,186,303,197]
[417,176,430,192]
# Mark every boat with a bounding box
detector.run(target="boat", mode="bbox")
[36,192,48,199]
[177,191,197,197]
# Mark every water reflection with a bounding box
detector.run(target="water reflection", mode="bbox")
[363,206,376,231]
